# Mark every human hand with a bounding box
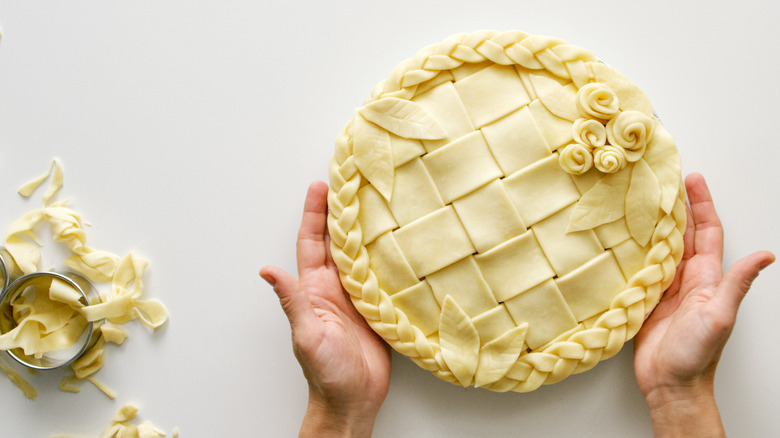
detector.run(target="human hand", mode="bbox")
[260,181,391,438]
[633,173,774,437]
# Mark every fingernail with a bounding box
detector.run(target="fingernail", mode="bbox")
[260,273,276,287]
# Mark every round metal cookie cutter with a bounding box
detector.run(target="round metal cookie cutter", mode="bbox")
[0,271,102,370]
[0,247,26,292]
[0,250,8,293]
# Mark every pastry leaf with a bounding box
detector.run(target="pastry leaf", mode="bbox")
[359,97,447,140]
[529,74,580,121]
[352,114,394,201]
[567,168,631,232]
[625,159,661,246]
[643,124,681,214]
[439,296,480,387]
[475,323,528,388]
[590,62,654,117]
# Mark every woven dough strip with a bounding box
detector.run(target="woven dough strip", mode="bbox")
[328,30,685,392]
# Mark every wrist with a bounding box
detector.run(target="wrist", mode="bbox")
[643,377,714,409]
[644,382,725,438]
[299,393,380,438]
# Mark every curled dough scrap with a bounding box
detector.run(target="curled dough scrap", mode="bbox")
[576,82,619,119]
[0,277,87,357]
[80,252,169,329]
[2,159,171,400]
[4,210,45,274]
[71,337,105,379]
[90,403,170,438]
[559,143,594,175]
[17,157,64,205]
[0,362,37,400]
[3,199,121,282]
[45,202,120,282]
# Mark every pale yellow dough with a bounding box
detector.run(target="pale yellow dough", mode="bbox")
[0,159,170,399]
[51,403,176,438]
[328,30,685,391]
[0,276,89,358]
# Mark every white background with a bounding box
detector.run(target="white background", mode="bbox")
[0,1,778,436]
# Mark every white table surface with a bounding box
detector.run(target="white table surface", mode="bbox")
[0,1,778,436]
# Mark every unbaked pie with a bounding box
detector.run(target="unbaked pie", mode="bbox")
[327,30,685,392]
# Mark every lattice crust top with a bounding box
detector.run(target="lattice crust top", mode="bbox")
[328,30,685,392]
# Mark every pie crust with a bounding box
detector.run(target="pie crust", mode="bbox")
[327,30,685,392]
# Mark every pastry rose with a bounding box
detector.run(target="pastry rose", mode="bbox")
[572,118,607,148]
[606,110,656,162]
[576,82,620,119]
[559,143,593,175]
[593,145,627,173]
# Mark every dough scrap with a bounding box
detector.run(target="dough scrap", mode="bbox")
[0,361,37,399]
[51,403,176,438]
[0,159,170,399]
[0,277,88,358]
[18,157,64,204]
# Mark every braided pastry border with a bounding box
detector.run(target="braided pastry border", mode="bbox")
[328,30,686,392]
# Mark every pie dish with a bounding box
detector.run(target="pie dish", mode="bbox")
[327,30,685,392]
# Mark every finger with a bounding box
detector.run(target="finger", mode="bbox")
[324,231,338,270]
[712,251,775,319]
[321,190,339,270]
[661,258,686,302]
[260,265,315,328]
[297,181,330,277]
[681,203,695,261]
[685,173,723,259]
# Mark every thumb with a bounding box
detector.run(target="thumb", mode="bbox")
[714,250,775,316]
[260,265,314,329]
